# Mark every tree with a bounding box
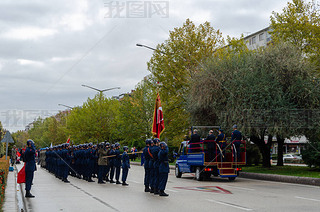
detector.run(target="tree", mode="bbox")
[147,19,225,144]
[66,94,120,144]
[188,43,320,167]
[270,0,320,71]
[118,78,156,146]
[12,130,29,148]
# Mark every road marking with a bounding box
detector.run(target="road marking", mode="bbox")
[128,180,141,184]
[223,185,255,191]
[206,199,253,211]
[295,196,320,202]
[166,189,178,193]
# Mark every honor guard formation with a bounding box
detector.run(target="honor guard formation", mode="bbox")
[39,139,169,197]
[41,142,130,186]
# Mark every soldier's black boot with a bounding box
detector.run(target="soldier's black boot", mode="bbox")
[25,191,35,198]
[122,182,129,186]
[159,190,169,196]
[88,178,94,182]
[110,180,115,183]
[116,181,121,184]
[154,188,159,195]
[144,186,150,192]
[150,187,154,193]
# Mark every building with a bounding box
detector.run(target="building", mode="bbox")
[243,27,272,50]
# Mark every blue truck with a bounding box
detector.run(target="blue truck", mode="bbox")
[175,138,246,181]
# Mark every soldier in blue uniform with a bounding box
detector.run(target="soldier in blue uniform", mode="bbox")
[25,139,36,198]
[152,138,161,195]
[216,129,226,162]
[61,143,71,183]
[121,146,130,186]
[86,143,95,182]
[205,130,216,161]
[109,144,116,183]
[104,142,111,182]
[114,143,122,184]
[143,139,152,192]
[158,142,169,197]
[148,140,155,193]
[231,125,242,162]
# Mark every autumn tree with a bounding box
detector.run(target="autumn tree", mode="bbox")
[147,19,225,143]
[118,78,156,147]
[66,94,120,144]
[270,0,320,71]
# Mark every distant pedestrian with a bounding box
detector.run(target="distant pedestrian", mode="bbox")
[25,139,36,198]
[11,145,17,166]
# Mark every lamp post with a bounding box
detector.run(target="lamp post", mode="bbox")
[136,43,166,54]
[58,104,73,110]
[81,85,121,142]
[81,85,121,94]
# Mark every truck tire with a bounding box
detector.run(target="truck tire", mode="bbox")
[195,167,203,181]
[228,177,236,181]
[175,165,182,178]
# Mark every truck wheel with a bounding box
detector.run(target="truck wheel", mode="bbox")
[175,165,182,178]
[195,167,203,181]
[228,177,236,181]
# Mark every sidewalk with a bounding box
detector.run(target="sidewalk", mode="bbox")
[3,165,20,212]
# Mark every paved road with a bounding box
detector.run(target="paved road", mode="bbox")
[17,163,320,212]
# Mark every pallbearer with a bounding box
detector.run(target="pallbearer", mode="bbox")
[158,142,169,197]
[121,146,130,186]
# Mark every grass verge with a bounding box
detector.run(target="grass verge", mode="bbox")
[242,165,320,178]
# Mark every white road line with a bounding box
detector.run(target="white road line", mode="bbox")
[223,185,255,191]
[206,199,253,211]
[295,196,320,202]
[166,189,178,193]
[128,180,141,184]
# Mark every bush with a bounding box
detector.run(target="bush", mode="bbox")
[0,156,9,208]
[246,142,262,166]
[302,142,320,168]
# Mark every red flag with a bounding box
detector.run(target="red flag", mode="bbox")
[16,151,21,157]
[152,93,165,138]
[66,135,70,144]
[17,164,26,184]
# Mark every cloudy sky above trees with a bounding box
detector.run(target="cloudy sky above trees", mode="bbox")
[0,0,291,131]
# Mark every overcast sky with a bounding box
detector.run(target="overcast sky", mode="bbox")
[0,0,292,132]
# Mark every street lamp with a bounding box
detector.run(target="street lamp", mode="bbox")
[136,43,166,54]
[81,85,121,94]
[58,104,73,109]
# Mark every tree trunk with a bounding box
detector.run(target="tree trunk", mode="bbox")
[250,135,271,168]
[277,137,285,166]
